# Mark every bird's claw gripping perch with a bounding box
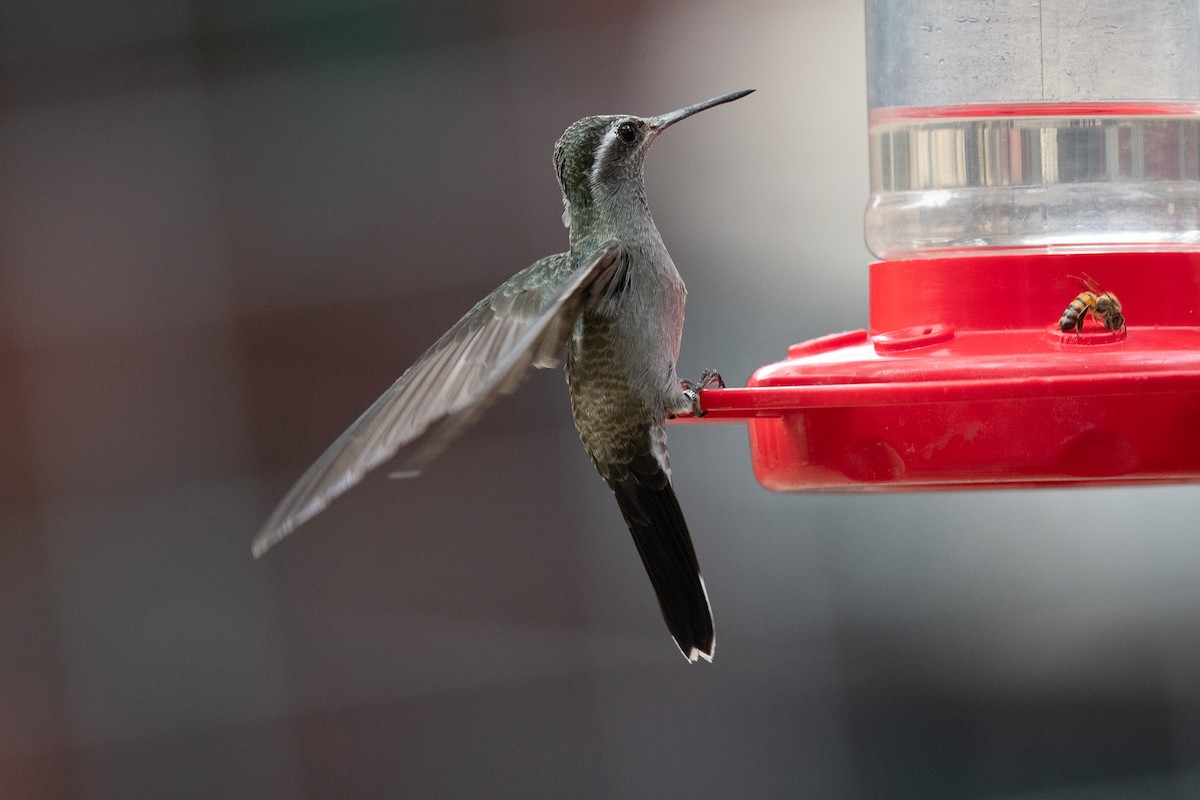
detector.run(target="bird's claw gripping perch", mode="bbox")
[680,369,725,418]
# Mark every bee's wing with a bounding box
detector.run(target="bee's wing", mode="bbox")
[252,241,626,556]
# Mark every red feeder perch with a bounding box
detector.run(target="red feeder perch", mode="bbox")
[702,251,1200,491]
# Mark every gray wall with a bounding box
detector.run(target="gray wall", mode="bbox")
[3,1,1200,798]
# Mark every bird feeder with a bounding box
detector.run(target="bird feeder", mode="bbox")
[697,0,1200,491]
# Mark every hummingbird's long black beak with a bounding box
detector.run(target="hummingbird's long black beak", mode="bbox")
[648,89,755,132]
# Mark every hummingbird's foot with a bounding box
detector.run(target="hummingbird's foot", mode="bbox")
[678,369,725,418]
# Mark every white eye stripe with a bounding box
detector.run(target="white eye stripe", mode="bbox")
[590,124,624,190]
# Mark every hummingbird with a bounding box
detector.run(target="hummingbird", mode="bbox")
[252,89,754,662]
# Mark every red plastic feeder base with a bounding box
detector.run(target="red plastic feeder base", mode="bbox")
[699,251,1200,491]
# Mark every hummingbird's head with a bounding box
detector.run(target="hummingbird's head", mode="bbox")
[552,89,754,228]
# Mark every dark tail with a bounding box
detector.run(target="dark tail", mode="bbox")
[611,477,715,662]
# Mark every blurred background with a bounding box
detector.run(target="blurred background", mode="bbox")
[3,0,1200,797]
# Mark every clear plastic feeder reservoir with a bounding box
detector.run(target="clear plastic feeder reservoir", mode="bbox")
[700,0,1200,492]
[864,0,1200,258]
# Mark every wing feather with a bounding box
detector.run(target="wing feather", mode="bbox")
[252,242,625,556]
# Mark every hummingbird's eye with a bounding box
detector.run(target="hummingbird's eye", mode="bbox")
[616,121,638,143]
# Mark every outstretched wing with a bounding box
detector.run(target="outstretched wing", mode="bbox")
[252,242,625,556]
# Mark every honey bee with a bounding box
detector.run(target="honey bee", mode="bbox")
[1059,276,1125,335]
